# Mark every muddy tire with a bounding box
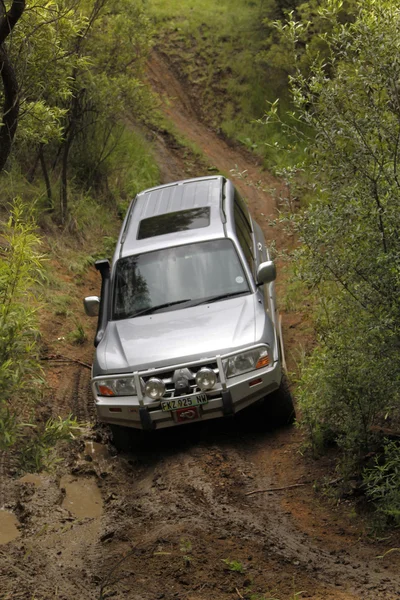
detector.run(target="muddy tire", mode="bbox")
[263,375,296,427]
[109,424,134,452]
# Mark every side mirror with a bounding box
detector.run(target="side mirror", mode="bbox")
[256,260,276,285]
[84,296,100,317]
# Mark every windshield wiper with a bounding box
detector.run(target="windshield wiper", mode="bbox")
[127,299,192,318]
[191,291,249,307]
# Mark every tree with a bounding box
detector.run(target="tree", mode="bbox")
[0,0,26,171]
[1,0,154,219]
[57,0,153,221]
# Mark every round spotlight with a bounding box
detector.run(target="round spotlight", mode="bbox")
[196,367,217,391]
[145,378,165,400]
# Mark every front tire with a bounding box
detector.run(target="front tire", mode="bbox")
[263,375,296,427]
[109,424,133,452]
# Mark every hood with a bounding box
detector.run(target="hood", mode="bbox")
[94,295,259,374]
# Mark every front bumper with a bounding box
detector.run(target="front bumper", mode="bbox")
[92,359,281,431]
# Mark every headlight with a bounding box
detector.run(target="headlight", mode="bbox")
[96,377,137,396]
[196,367,217,391]
[145,378,165,400]
[222,347,270,378]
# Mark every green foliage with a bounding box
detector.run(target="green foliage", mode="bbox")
[0,199,47,455]
[222,558,245,573]
[179,538,193,567]
[258,0,359,78]
[0,407,20,450]
[364,441,400,529]
[0,198,44,405]
[19,415,81,472]
[71,125,160,208]
[10,1,85,150]
[274,0,400,521]
[50,294,73,317]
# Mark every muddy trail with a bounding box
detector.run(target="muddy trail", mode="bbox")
[2,53,400,600]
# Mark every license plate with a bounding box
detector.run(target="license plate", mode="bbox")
[160,393,208,412]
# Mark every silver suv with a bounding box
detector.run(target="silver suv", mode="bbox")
[84,176,294,445]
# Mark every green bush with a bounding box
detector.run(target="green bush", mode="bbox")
[70,121,160,205]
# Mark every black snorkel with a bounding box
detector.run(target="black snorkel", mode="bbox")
[94,259,111,347]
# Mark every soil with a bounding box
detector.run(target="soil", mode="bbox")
[1,52,400,600]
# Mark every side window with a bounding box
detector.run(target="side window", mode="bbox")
[234,191,255,275]
[234,190,252,231]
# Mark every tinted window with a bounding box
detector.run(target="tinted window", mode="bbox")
[138,207,210,240]
[113,239,250,320]
[234,190,252,231]
[234,194,255,274]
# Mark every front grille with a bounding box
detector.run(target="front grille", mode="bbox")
[142,361,219,401]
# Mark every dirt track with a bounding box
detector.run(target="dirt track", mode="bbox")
[1,53,400,600]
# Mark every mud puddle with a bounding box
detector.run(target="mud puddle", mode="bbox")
[60,475,103,519]
[0,509,20,545]
[84,440,109,461]
[19,473,47,487]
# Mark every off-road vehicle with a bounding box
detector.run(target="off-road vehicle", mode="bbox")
[84,176,294,444]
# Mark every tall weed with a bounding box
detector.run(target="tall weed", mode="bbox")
[19,415,81,473]
[0,198,44,405]
[364,441,400,529]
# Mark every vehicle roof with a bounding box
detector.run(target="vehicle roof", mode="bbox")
[119,176,227,257]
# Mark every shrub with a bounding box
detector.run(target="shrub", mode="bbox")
[274,1,400,522]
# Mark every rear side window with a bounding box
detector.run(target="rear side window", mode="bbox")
[234,191,254,274]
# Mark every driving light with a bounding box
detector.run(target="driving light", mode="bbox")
[145,378,165,400]
[195,367,217,391]
[223,347,270,378]
[96,377,137,396]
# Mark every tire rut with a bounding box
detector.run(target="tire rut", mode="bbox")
[52,364,95,422]
[92,422,399,599]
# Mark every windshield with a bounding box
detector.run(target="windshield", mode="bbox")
[113,239,250,320]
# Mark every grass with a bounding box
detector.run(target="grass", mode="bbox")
[180,538,193,567]
[68,322,88,345]
[49,294,73,317]
[102,126,161,211]
[222,558,245,573]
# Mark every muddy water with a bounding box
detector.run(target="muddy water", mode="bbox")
[60,475,103,519]
[84,440,109,460]
[19,473,45,487]
[0,509,20,545]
